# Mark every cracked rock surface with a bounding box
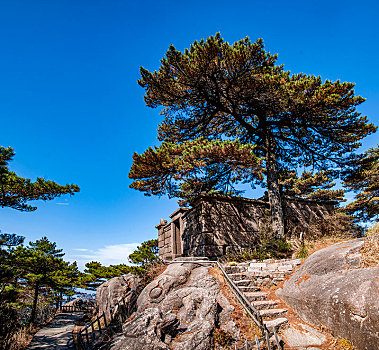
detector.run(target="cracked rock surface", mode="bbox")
[95,274,140,317]
[109,258,239,350]
[278,239,379,350]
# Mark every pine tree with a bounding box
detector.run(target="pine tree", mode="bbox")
[0,146,79,211]
[14,237,75,323]
[133,33,376,237]
[344,145,379,221]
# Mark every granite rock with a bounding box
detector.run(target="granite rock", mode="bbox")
[278,239,379,350]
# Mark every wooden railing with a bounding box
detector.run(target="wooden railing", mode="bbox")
[74,291,135,350]
[60,304,94,313]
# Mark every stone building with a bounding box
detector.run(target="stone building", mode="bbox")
[156,193,335,260]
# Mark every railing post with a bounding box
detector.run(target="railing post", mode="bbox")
[273,329,281,349]
[265,329,271,350]
[255,335,260,350]
[85,328,89,344]
[90,323,95,341]
[97,316,102,333]
[103,311,108,328]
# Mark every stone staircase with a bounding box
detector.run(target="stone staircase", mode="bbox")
[224,258,302,334]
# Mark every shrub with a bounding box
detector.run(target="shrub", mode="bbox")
[226,238,293,262]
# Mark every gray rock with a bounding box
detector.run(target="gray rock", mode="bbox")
[110,262,239,350]
[281,324,326,347]
[95,274,140,316]
[278,239,379,350]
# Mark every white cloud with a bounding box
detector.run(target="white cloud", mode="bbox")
[56,202,69,205]
[68,243,140,270]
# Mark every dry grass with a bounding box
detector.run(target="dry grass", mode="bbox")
[8,324,40,350]
[291,235,349,259]
[332,338,355,350]
[361,222,379,267]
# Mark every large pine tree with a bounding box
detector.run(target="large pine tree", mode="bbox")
[132,34,376,237]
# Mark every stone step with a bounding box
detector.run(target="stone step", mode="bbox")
[260,308,288,319]
[244,292,268,301]
[234,279,256,286]
[227,273,248,281]
[252,300,278,310]
[264,317,288,332]
[238,286,261,293]
[224,265,247,274]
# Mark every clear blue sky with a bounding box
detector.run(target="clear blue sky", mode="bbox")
[1,0,378,269]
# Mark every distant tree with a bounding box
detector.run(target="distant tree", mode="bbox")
[81,261,110,291]
[128,239,160,277]
[14,237,76,323]
[130,138,263,206]
[134,33,376,237]
[0,233,24,295]
[0,146,79,211]
[81,262,132,290]
[344,145,379,221]
[128,239,159,268]
[52,261,80,307]
[0,232,25,347]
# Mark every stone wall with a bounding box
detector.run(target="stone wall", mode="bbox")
[156,220,172,260]
[181,195,269,259]
[157,194,335,260]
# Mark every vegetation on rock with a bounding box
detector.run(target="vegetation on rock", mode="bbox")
[361,222,379,267]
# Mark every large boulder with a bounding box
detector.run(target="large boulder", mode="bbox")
[95,274,140,316]
[278,239,379,350]
[109,258,239,350]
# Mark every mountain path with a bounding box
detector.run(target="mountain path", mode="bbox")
[27,312,84,350]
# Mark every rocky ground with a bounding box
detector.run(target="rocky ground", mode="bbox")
[89,238,377,350]
[278,238,379,350]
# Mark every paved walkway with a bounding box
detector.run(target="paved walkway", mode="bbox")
[28,313,84,349]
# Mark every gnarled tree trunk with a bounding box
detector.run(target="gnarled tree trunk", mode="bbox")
[265,133,284,238]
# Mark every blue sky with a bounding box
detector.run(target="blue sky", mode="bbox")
[0,0,378,269]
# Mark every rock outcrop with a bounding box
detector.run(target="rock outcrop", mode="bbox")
[95,274,140,316]
[109,258,239,350]
[278,239,379,350]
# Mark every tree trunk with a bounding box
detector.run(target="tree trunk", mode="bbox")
[265,134,285,238]
[30,282,39,324]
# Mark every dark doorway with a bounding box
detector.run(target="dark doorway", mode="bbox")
[172,220,182,256]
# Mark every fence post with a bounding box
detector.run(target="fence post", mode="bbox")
[97,316,102,334]
[85,328,89,345]
[90,323,95,341]
[103,311,108,328]
[273,329,281,349]
[255,335,260,350]
[265,330,271,350]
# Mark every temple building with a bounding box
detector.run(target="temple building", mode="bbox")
[156,193,335,260]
